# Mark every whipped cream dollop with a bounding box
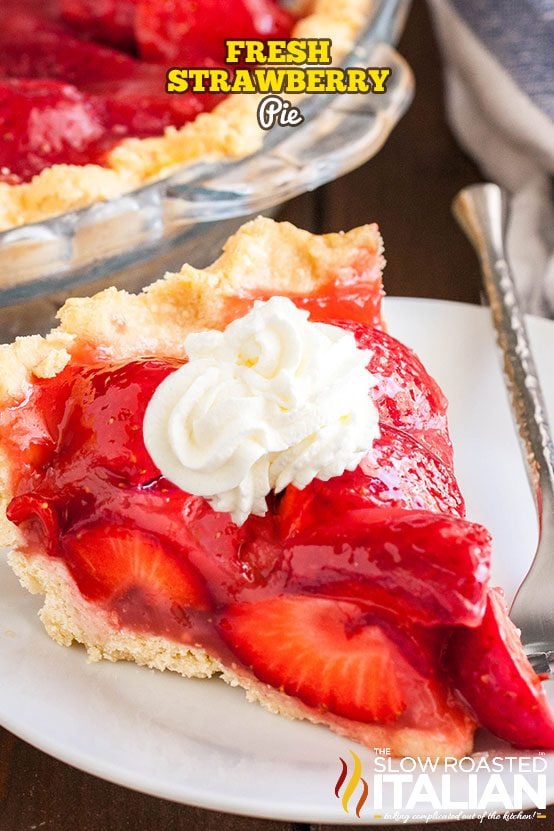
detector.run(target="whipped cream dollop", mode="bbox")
[143,296,380,524]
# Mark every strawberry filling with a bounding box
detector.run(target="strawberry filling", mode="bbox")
[3,292,554,754]
[0,0,295,182]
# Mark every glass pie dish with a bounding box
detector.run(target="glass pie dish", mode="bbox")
[0,0,414,340]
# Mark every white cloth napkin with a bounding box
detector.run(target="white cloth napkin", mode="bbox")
[427,0,554,317]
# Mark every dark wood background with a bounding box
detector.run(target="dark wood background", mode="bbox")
[2,3,552,829]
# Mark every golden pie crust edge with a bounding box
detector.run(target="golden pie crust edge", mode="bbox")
[0,0,374,231]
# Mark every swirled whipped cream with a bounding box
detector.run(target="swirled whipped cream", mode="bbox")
[143,297,380,524]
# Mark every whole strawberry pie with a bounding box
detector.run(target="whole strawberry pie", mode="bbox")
[0,0,371,230]
[1,217,553,759]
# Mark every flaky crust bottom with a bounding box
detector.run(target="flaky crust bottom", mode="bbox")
[9,549,474,758]
[0,0,375,231]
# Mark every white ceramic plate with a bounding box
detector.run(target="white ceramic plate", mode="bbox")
[1,298,553,823]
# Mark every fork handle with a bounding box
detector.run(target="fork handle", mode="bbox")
[453,183,554,514]
[453,184,554,659]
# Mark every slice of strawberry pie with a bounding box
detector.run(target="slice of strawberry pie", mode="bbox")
[1,217,553,759]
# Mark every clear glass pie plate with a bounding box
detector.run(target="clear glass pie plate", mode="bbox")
[0,0,414,340]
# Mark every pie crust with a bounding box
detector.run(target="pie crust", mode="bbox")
[0,0,374,231]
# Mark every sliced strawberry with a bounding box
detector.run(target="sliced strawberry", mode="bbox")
[59,0,140,49]
[281,509,491,627]
[219,596,409,723]
[218,595,475,745]
[448,587,554,749]
[136,0,295,64]
[0,79,105,182]
[62,524,212,615]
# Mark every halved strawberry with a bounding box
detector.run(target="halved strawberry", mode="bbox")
[62,524,212,616]
[0,13,136,88]
[448,587,554,749]
[51,358,183,488]
[281,508,491,627]
[0,13,220,148]
[4,0,59,21]
[0,363,80,479]
[218,596,408,723]
[96,60,225,137]
[60,0,140,49]
[136,0,296,64]
[218,595,476,747]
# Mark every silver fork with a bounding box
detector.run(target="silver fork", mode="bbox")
[453,183,554,675]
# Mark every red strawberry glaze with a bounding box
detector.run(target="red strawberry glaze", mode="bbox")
[0,80,108,186]
[136,0,295,64]
[3,310,554,749]
[59,0,141,49]
[0,0,295,182]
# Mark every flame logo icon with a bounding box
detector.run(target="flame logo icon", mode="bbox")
[334,749,369,817]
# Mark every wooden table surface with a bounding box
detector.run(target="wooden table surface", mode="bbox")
[2,3,552,830]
